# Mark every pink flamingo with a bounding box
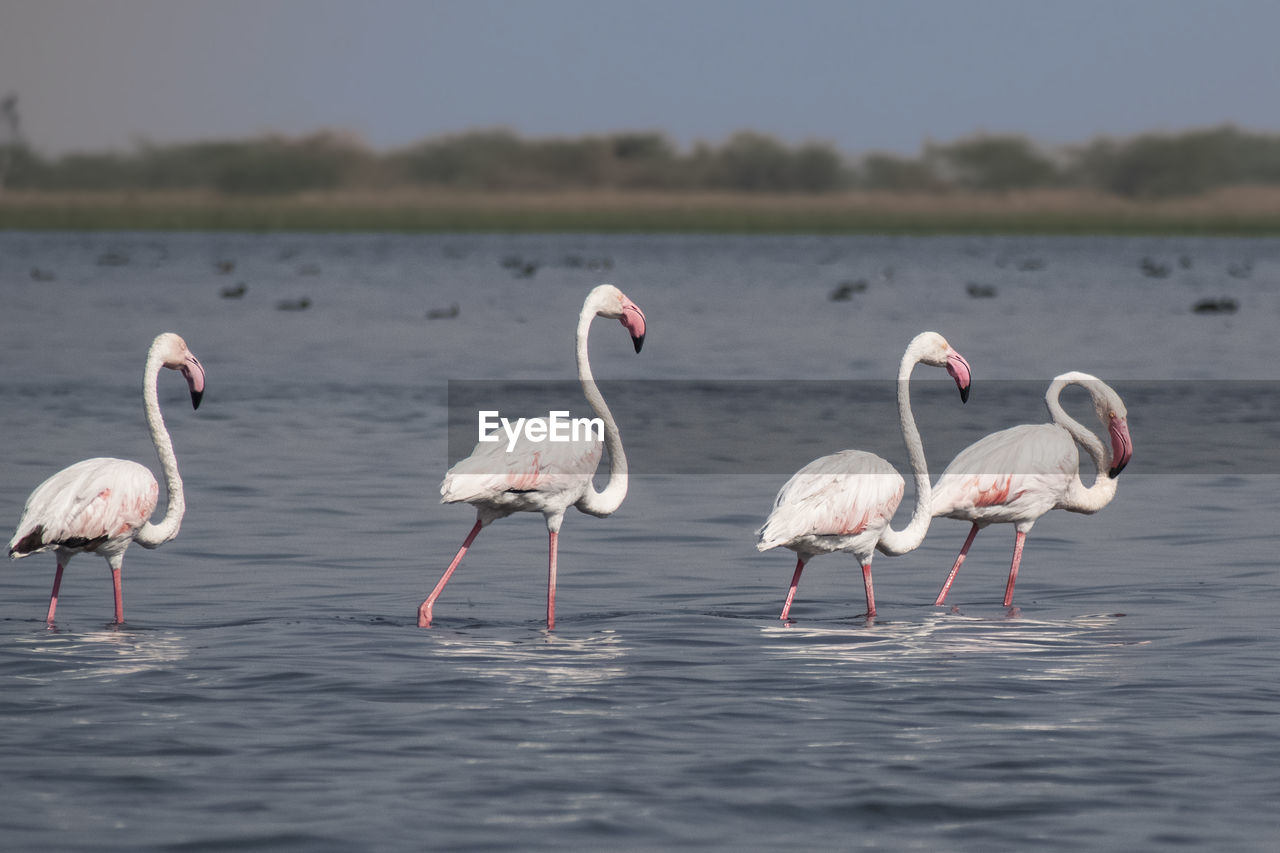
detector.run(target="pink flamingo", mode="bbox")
[931,371,1133,608]
[419,284,646,630]
[756,332,972,619]
[8,333,206,625]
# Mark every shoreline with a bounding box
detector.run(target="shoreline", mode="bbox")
[3,187,1280,234]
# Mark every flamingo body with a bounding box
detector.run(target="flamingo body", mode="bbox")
[930,423,1079,528]
[7,332,205,624]
[930,372,1133,608]
[757,450,904,562]
[419,284,646,630]
[9,458,160,561]
[440,434,603,525]
[756,332,972,620]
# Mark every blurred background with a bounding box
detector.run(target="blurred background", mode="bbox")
[0,0,1278,213]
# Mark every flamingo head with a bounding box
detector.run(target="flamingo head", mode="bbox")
[1107,415,1132,477]
[1051,372,1132,477]
[589,284,647,353]
[155,332,206,410]
[912,332,972,403]
[1095,389,1132,477]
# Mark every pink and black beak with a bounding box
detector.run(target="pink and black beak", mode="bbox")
[1108,415,1132,478]
[946,350,973,403]
[181,353,206,410]
[621,300,647,353]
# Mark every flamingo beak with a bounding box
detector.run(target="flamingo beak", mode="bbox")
[1108,416,1132,477]
[946,350,972,403]
[181,353,206,410]
[620,301,646,353]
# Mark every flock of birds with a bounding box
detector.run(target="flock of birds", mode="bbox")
[8,284,1133,630]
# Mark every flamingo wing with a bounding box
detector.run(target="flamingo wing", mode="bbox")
[757,450,905,549]
[9,457,159,556]
[441,433,604,505]
[931,424,1078,522]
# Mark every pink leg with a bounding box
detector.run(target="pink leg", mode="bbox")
[546,529,558,631]
[780,556,806,621]
[418,519,483,628]
[46,558,67,623]
[1003,530,1027,607]
[111,567,124,625]
[862,563,876,617]
[934,523,980,605]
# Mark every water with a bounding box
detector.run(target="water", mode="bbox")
[1,232,1278,850]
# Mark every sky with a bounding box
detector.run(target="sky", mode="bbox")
[1,0,1278,157]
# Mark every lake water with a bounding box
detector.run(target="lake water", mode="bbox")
[1,231,1278,850]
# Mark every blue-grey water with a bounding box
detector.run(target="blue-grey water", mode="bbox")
[1,232,1278,850]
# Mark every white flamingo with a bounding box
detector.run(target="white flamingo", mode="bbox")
[931,371,1133,608]
[756,332,972,619]
[418,284,646,629]
[8,333,206,625]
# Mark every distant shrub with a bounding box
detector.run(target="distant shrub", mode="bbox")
[8,124,1280,198]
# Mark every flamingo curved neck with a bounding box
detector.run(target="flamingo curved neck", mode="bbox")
[134,343,186,548]
[1046,376,1117,513]
[573,306,628,517]
[877,342,933,556]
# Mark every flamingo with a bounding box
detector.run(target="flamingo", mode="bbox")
[8,333,206,625]
[756,332,972,620]
[930,371,1133,608]
[418,284,646,630]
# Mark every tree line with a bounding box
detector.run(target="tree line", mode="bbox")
[3,125,1279,198]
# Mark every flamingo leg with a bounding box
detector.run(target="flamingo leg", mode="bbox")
[1003,530,1027,607]
[108,554,125,625]
[780,556,806,621]
[934,523,981,605]
[111,569,124,625]
[418,519,483,628]
[861,563,876,617]
[546,529,558,631]
[46,557,67,623]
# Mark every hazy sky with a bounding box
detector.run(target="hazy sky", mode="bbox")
[2,0,1278,156]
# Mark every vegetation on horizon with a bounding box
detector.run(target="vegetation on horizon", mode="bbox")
[4,124,1280,200]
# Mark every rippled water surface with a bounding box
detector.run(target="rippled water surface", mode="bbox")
[2,232,1278,850]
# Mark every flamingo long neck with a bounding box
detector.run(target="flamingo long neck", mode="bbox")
[134,345,186,548]
[1046,376,1117,513]
[877,343,933,556]
[573,306,628,517]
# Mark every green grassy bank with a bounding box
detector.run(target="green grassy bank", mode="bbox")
[3,189,1280,235]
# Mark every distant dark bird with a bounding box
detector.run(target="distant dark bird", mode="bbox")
[29,267,55,281]
[214,260,235,274]
[427,303,460,320]
[1192,297,1238,314]
[1139,257,1170,279]
[219,283,248,299]
[965,282,998,298]
[96,252,129,267]
[1227,261,1253,279]
[276,297,311,312]
[829,279,868,301]
[501,255,539,278]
